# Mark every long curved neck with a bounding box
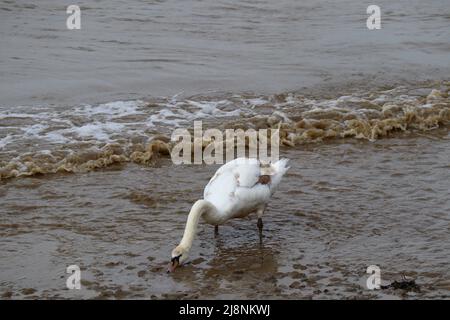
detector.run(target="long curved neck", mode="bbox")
[179,199,216,251]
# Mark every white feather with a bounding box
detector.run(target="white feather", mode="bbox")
[203,157,289,222]
[171,157,290,266]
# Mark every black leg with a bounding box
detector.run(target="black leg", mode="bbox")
[257,218,263,244]
[214,225,219,237]
[257,218,263,230]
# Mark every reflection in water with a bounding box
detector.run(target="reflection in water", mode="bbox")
[208,244,278,275]
[169,243,279,299]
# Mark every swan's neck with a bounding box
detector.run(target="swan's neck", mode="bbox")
[179,199,217,251]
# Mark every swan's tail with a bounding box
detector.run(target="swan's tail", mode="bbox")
[270,158,290,192]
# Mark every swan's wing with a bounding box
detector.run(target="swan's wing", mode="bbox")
[232,158,289,211]
[232,158,274,205]
[203,167,238,212]
[204,158,262,211]
[204,158,262,190]
[204,157,290,200]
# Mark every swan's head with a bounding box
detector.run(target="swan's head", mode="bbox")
[167,245,189,273]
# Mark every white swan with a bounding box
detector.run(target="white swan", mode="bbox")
[168,157,290,272]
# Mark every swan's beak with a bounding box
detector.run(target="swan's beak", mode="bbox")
[167,258,179,273]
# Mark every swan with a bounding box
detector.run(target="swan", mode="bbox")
[168,157,290,272]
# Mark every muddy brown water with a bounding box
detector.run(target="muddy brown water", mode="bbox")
[1,130,449,299]
[1,0,450,300]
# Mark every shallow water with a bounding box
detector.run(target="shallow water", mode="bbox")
[1,130,449,299]
[1,83,449,180]
[1,0,450,300]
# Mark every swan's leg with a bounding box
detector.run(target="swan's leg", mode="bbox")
[214,225,219,237]
[257,218,264,244]
[256,207,265,243]
[257,218,263,230]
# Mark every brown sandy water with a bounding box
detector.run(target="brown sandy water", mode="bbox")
[1,0,450,300]
[1,129,449,299]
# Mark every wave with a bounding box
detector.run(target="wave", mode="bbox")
[0,83,449,181]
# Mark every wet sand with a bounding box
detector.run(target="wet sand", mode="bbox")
[1,131,449,299]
